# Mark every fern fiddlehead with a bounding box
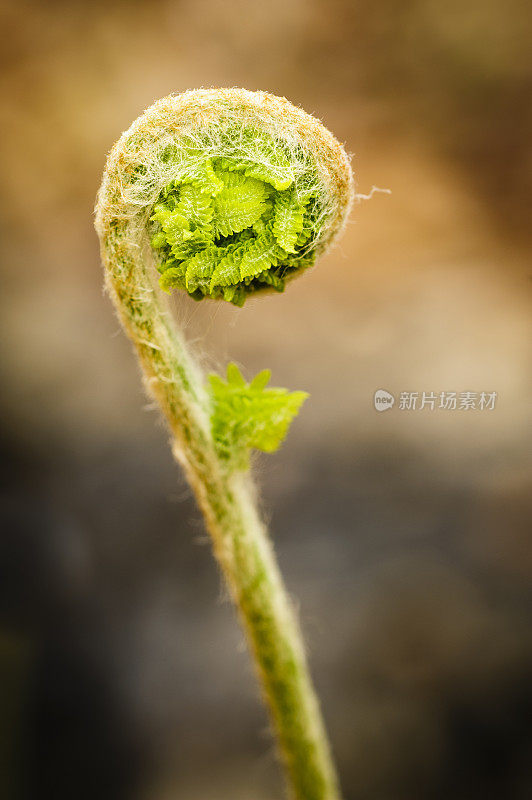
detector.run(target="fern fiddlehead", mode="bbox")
[95,89,353,800]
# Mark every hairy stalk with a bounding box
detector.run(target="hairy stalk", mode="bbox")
[96,89,353,800]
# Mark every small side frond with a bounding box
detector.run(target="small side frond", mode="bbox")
[208,363,308,470]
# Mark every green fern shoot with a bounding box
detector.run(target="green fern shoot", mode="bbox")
[95,88,353,800]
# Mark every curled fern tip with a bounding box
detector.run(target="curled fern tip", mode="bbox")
[96,88,353,307]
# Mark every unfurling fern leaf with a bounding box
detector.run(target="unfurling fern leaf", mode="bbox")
[148,116,345,304]
[151,231,168,249]
[209,363,308,470]
[151,204,192,257]
[159,263,187,293]
[151,203,188,234]
[222,285,246,306]
[183,246,220,293]
[296,226,312,247]
[171,231,211,261]
[272,190,306,253]
[176,183,214,231]
[179,158,225,196]
[256,268,286,292]
[215,156,293,192]
[225,129,295,191]
[239,228,286,280]
[213,172,271,238]
[209,245,242,289]
[150,157,319,302]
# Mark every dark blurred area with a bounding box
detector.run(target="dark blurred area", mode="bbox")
[1,0,531,798]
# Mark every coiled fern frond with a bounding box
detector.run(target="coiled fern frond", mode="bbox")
[98,88,353,306]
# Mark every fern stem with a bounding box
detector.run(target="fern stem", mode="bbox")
[98,226,341,800]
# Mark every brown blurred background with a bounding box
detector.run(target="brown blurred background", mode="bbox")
[1,1,532,798]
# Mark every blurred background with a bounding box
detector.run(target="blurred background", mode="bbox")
[1,0,532,798]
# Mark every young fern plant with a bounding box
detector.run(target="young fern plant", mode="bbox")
[95,88,353,800]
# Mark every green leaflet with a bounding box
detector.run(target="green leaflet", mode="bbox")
[209,226,286,290]
[178,158,225,196]
[151,231,167,249]
[184,246,220,294]
[213,171,271,238]
[215,156,293,192]
[159,264,186,292]
[209,245,242,289]
[209,363,308,470]
[222,285,246,306]
[150,153,321,305]
[150,203,192,259]
[176,183,214,230]
[239,226,285,280]
[272,189,306,253]
[256,268,285,292]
